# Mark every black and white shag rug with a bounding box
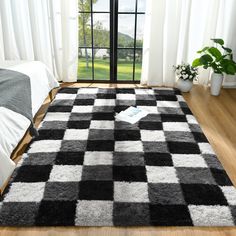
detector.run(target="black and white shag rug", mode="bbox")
[1,87,236,226]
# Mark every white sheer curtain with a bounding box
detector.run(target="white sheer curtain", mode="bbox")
[0,0,78,82]
[141,0,236,87]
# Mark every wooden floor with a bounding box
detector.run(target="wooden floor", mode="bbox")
[0,84,236,236]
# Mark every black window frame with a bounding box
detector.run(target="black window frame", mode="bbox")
[78,0,145,83]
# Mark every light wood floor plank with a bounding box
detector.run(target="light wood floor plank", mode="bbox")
[0,84,236,236]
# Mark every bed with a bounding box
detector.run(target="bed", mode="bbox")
[0,60,59,188]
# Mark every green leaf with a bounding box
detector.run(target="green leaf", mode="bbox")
[211,38,224,45]
[222,46,232,53]
[211,62,222,74]
[220,59,236,75]
[197,47,209,54]
[192,58,202,67]
[226,64,236,75]
[199,54,213,64]
[208,47,222,60]
[221,58,231,66]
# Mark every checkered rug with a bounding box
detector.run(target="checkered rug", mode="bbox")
[1,87,236,226]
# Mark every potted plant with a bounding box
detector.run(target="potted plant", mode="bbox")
[192,38,236,96]
[174,63,198,92]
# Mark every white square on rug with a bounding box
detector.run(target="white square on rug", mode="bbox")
[49,165,82,182]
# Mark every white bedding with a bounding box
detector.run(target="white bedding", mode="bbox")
[0,61,59,187]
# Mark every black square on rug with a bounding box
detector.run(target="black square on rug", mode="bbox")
[0,87,236,227]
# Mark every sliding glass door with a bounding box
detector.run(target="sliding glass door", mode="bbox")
[78,0,110,81]
[78,0,146,82]
[117,0,145,81]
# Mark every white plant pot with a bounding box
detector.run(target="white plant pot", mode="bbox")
[176,78,193,92]
[210,73,223,96]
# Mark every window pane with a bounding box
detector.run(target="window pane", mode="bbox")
[93,0,109,12]
[136,14,145,47]
[117,49,134,81]
[118,0,136,12]
[118,14,135,47]
[135,49,142,81]
[79,13,92,47]
[93,13,110,47]
[79,0,91,12]
[138,0,146,12]
[78,49,93,80]
[94,49,110,80]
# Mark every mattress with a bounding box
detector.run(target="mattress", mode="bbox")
[0,61,59,187]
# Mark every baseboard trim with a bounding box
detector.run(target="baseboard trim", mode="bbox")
[223,82,236,88]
